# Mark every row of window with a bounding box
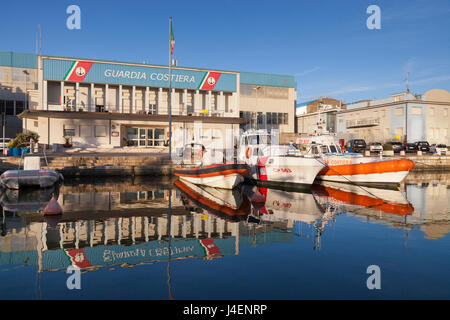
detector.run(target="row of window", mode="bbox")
[240,111,289,125]
[63,125,107,138]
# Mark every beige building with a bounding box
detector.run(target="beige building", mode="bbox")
[295,90,450,145]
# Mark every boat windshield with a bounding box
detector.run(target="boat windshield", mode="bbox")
[246,134,273,146]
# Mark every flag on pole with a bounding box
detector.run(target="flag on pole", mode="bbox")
[170,19,175,55]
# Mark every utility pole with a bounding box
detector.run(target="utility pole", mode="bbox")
[404,72,409,144]
[168,17,173,159]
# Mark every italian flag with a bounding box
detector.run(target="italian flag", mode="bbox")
[170,19,175,55]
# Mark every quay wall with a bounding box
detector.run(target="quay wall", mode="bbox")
[1,154,449,177]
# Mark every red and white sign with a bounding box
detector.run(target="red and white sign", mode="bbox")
[64,61,94,82]
[198,72,221,90]
[65,249,91,268]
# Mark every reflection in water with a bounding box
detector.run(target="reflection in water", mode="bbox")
[0,173,449,299]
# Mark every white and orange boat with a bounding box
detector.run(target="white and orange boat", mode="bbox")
[174,163,250,189]
[296,135,414,185]
[238,130,325,188]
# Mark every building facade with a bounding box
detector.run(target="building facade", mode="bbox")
[295,90,450,145]
[0,51,297,149]
[336,90,450,145]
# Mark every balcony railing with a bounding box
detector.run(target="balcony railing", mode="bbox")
[45,103,235,118]
[346,117,380,128]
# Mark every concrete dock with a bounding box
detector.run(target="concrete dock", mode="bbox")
[1,152,449,177]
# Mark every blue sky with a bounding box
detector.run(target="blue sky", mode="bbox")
[1,0,450,103]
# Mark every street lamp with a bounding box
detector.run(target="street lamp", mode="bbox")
[23,70,30,133]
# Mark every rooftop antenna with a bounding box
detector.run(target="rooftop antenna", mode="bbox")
[405,72,410,93]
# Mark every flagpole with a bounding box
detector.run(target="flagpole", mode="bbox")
[168,17,173,160]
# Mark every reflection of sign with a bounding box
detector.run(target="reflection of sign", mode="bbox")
[202,109,209,114]
[395,135,401,140]
[111,131,119,137]
[65,249,91,268]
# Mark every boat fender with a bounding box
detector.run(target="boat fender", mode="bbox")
[246,147,252,159]
[43,194,63,216]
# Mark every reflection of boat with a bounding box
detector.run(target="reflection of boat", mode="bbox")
[0,186,57,212]
[174,163,250,189]
[296,135,414,185]
[245,185,324,224]
[174,179,250,222]
[311,181,414,215]
[0,156,63,189]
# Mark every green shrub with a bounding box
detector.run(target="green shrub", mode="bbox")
[383,143,393,151]
[7,132,39,148]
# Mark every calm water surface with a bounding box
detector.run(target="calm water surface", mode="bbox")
[0,173,449,299]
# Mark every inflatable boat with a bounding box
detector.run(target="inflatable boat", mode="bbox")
[0,169,63,190]
[174,163,250,189]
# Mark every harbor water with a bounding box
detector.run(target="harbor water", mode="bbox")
[0,172,449,299]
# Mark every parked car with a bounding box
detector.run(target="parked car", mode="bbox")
[0,138,11,151]
[430,144,447,155]
[404,143,416,153]
[345,139,367,153]
[385,141,404,153]
[415,141,430,153]
[369,142,383,153]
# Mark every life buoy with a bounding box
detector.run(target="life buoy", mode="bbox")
[197,149,205,160]
[246,147,252,159]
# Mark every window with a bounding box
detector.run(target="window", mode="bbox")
[444,108,448,117]
[412,107,422,115]
[283,113,288,124]
[95,125,107,137]
[96,105,105,112]
[80,125,92,137]
[15,101,24,114]
[64,128,75,137]
[0,100,14,115]
[395,107,403,116]
[430,107,435,116]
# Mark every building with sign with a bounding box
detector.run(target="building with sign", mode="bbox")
[0,51,297,150]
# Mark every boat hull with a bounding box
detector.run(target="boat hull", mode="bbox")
[174,163,250,189]
[256,156,325,187]
[0,169,63,190]
[317,159,414,184]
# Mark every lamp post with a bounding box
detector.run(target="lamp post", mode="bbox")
[23,70,30,133]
